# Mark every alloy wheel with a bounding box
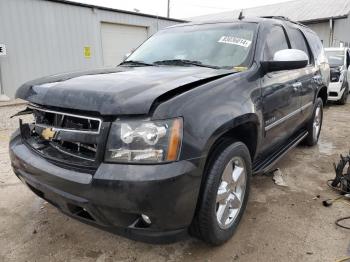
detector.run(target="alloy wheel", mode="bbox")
[313,105,322,139]
[215,156,247,229]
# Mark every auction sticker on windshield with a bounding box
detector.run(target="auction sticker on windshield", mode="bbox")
[218,36,252,48]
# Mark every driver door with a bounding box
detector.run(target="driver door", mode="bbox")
[260,25,303,155]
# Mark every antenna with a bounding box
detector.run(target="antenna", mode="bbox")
[238,10,244,20]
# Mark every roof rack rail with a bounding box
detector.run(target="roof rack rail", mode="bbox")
[260,16,306,27]
[260,16,290,20]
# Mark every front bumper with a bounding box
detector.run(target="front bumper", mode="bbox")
[9,131,202,243]
[328,82,345,101]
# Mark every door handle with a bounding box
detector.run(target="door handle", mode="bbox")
[292,82,302,91]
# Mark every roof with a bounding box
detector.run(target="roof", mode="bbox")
[168,17,292,28]
[45,0,186,23]
[189,0,350,23]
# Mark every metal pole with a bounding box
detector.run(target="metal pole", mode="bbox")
[167,0,170,18]
[0,61,10,101]
[0,62,4,95]
[329,18,334,47]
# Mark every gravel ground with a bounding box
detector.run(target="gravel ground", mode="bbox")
[0,101,350,262]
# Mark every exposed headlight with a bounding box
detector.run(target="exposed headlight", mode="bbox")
[105,118,183,163]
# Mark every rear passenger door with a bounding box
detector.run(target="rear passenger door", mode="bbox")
[287,27,318,121]
[260,25,303,154]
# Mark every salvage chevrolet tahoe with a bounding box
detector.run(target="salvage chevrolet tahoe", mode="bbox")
[10,17,329,245]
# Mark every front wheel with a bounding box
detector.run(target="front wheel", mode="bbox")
[192,141,251,245]
[304,97,323,146]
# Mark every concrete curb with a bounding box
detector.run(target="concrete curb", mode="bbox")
[0,99,28,108]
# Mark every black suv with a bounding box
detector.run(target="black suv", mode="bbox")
[10,17,329,245]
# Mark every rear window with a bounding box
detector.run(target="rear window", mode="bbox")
[304,31,327,64]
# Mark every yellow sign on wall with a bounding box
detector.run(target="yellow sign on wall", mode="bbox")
[84,46,91,58]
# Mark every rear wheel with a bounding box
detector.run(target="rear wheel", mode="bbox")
[192,141,251,245]
[304,97,323,146]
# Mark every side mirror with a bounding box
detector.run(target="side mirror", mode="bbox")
[261,49,308,72]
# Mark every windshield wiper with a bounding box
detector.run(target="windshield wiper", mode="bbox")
[119,60,155,67]
[153,59,221,69]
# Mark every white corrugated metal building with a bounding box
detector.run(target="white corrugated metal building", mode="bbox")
[190,0,350,48]
[0,0,183,99]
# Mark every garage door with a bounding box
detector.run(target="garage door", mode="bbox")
[101,23,148,66]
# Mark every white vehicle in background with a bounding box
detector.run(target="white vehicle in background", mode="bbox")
[325,47,350,104]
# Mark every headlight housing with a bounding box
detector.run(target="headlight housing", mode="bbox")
[105,118,183,163]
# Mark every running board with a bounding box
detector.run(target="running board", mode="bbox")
[253,131,308,175]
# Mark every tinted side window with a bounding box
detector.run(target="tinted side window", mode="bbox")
[263,26,289,60]
[288,28,311,63]
[305,31,326,64]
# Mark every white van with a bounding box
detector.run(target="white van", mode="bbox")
[325,47,350,104]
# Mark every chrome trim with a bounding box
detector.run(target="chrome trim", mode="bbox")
[265,108,300,131]
[35,124,101,135]
[28,104,102,134]
[265,101,313,131]
[300,101,313,111]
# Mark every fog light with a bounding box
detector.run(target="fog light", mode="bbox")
[141,214,151,224]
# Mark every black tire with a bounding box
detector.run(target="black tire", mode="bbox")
[192,141,251,245]
[304,97,323,146]
[339,85,349,105]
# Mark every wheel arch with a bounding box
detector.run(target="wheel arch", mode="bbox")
[317,85,328,105]
[200,113,260,177]
[190,114,259,235]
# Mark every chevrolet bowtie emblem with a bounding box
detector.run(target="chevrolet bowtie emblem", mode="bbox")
[41,128,56,141]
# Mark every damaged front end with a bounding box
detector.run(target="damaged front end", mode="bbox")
[328,66,347,100]
[16,104,110,172]
[9,102,201,243]
[14,67,234,116]
[330,66,343,83]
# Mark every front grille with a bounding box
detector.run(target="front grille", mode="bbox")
[50,141,97,161]
[329,92,338,97]
[30,105,102,133]
[25,104,106,169]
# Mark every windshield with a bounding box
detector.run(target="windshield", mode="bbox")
[325,50,344,67]
[124,23,257,69]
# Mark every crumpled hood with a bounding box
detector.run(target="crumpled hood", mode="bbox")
[16,66,233,115]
